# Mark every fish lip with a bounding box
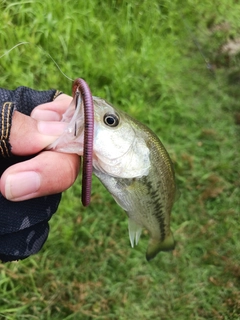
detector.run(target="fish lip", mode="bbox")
[47,97,85,155]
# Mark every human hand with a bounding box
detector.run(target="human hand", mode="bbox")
[0,94,80,201]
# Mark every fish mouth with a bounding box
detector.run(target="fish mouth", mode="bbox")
[48,78,95,207]
[47,95,85,155]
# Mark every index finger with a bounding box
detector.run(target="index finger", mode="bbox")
[31,94,72,121]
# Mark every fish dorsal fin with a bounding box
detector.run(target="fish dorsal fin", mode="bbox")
[128,218,142,248]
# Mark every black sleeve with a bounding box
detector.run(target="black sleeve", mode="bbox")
[0,86,60,115]
[0,87,62,262]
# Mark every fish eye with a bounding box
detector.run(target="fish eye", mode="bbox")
[103,113,119,127]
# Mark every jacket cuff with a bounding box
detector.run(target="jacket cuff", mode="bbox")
[0,87,61,158]
[53,90,63,100]
[0,102,15,157]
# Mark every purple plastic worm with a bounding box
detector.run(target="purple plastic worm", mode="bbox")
[72,78,94,207]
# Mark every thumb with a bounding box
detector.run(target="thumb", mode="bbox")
[10,111,67,156]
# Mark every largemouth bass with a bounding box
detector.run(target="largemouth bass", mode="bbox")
[49,96,176,260]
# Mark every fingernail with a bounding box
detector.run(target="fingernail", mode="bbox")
[37,121,68,136]
[5,171,41,201]
[31,109,62,121]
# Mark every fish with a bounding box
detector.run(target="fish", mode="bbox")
[48,96,176,260]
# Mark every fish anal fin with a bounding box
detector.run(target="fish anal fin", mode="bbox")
[128,218,142,248]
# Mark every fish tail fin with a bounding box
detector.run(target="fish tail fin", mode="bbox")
[146,230,175,261]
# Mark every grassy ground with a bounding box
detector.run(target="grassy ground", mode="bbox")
[0,0,240,319]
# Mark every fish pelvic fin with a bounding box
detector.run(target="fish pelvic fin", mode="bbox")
[128,218,142,248]
[146,230,175,261]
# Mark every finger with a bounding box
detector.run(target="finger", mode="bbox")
[10,111,67,156]
[0,151,80,201]
[31,94,72,121]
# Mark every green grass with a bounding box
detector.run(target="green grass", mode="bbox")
[0,0,240,319]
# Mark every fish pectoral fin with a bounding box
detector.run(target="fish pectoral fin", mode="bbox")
[128,218,142,248]
[146,230,175,261]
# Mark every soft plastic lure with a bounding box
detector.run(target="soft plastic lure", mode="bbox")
[72,78,94,206]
